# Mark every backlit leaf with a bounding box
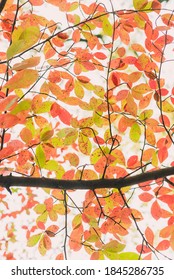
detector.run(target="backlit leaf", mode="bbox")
[36,145,46,168]
[118,252,140,260]
[130,123,141,142]
[78,132,92,155]
[151,201,162,220]
[102,16,113,37]
[4,69,38,89]
[7,26,40,59]
[0,114,19,128]
[12,56,40,71]
[27,233,42,247]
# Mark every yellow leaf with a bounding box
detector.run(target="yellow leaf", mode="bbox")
[7,26,40,59]
[161,100,174,112]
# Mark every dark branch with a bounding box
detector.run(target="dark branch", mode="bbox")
[0,0,7,14]
[1,166,174,193]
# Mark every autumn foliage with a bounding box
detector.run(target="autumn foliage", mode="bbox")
[0,0,174,260]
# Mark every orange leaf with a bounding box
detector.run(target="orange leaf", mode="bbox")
[94,52,107,60]
[151,200,162,220]
[4,69,38,89]
[139,192,154,202]
[29,0,44,5]
[77,75,90,83]
[145,227,154,245]
[158,147,168,163]
[136,244,151,254]
[158,195,174,205]
[156,240,170,251]
[43,234,52,250]
[55,253,64,260]
[0,114,19,128]
[12,57,40,71]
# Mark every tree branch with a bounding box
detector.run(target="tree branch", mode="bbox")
[0,0,7,14]
[1,166,174,193]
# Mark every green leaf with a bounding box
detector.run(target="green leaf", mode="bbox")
[139,109,153,120]
[11,100,31,115]
[130,123,141,142]
[133,0,148,10]
[7,26,40,59]
[102,240,125,260]
[27,233,42,247]
[34,204,46,214]
[36,144,46,168]
[102,16,113,37]
[103,240,125,253]
[118,252,140,260]
[44,160,59,171]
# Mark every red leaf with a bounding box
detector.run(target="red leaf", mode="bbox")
[50,103,71,125]
[127,155,138,168]
[156,240,170,251]
[111,72,119,86]
[93,136,105,145]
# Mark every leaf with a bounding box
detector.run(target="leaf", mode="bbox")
[12,56,40,71]
[132,83,152,96]
[50,103,71,125]
[102,16,113,37]
[131,43,145,52]
[161,100,174,112]
[129,123,141,142]
[78,132,92,155]
[4,69,38,89]
[156,240,170,251]
[43,234,52,250]
[94,52,107,60]
[64,153,79,167]
[145,227,154,245]
[38,236,47,256]
[77,76,90,83]
[118,252,140,260]
[27,233,42,247]
[102,240,125,254]
[0,114,19,128]
[0,95,18,112]
[139,192,154,202]
[158,147,168,163]
[7,26,40,59]
[127,155,139,168]
[40,129,54,142]
[74,80,84,98]
[35,145,46,168]
[133,0,148,10]
[111,72,119,86]
[151,200,162,220]
[158,195,174,205]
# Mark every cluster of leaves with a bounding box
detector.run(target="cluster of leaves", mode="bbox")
[0,0,174,259]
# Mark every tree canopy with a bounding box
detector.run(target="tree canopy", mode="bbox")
[0,0,174,260]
